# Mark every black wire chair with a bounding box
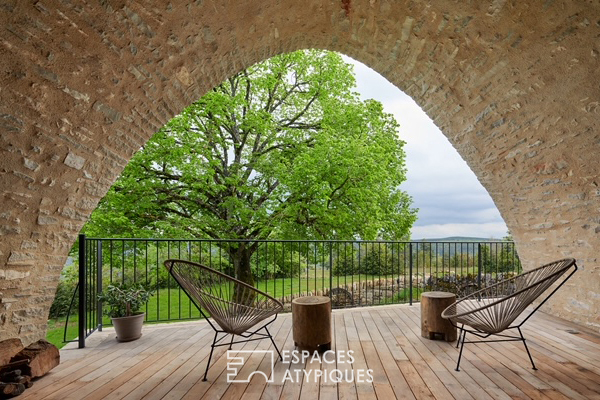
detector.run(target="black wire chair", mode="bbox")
[441,258,577,371]
[164,259,284,381]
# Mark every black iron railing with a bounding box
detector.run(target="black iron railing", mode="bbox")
[67,235,522,347]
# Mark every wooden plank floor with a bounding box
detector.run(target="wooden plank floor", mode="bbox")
[23,304,600,400]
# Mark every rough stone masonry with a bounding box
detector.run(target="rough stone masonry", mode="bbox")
[0,1,599,344]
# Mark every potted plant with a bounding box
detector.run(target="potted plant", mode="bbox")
[98,283,154,342]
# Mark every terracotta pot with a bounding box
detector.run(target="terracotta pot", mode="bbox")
[111,313,145,342]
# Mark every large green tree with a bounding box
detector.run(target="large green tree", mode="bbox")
[85,50,417,285]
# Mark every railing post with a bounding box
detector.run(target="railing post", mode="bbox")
[329,242,333,301]
[97,240,103,332]
[409,243,413,306]
[477,243,482,291]
[78,233,86,349]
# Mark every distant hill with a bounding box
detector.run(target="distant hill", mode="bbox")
[411,236,513,257]
[415,236,505,242]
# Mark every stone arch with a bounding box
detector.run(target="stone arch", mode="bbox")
[1,1,599,343]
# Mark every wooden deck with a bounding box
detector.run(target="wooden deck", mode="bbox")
[23,304,600,400]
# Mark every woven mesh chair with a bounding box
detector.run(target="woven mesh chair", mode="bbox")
[441,258,577,371]
[164,259,284,381]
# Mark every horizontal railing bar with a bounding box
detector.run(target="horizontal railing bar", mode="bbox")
[85,237,513,244]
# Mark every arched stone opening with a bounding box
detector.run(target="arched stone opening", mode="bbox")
[1,1,598,343]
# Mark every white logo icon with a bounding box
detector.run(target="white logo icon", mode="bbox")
[226,350,275,383]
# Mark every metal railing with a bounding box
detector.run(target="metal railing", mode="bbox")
[68,235,522,347]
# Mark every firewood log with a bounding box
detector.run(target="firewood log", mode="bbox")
[0,382,27,399]
[0,370,21,383]
[0,382,18,396]
[0,360,28,376]
[0,340,24,367]
[13,375,30,386]
[10,339,59,378]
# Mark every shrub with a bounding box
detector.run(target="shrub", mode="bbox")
[97,283,154,318]
[49,280,78,318]
[49,263,79,318]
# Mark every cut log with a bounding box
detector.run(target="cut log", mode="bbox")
[292,296,332,352]
[0,360,28,376]
[421,291,457,342]
[0,339,23,367]
[0,382,25,398]
[13,383,25,397]
[0,370,21,382]
[1,383,16,396]
[10,339,59,378]
[13,375,30,386]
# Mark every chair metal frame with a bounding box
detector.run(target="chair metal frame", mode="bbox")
[164,259,284,381]
[441,258,577,371]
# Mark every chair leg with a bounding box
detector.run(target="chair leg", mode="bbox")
[203,331,219,381]
[518,327,537,370]
[229,333,235,350]
[265,326,282,361]
[456,324,464,348]
[455,328,467,371]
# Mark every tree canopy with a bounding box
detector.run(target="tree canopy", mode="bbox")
[84,50,417,283]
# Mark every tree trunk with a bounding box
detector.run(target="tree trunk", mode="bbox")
[230,244,256,305]
[232,245,255,287]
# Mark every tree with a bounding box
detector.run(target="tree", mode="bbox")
[332,243,398,276]
[85,50,417,285]
[479,233,522,275]
[500,231,522,274]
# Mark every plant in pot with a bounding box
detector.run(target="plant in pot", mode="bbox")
[98,283,154,342]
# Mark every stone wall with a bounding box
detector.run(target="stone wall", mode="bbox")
[1,1,599,344]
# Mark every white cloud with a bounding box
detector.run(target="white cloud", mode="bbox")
[344,55,509,239]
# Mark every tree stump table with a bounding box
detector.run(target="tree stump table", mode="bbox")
[292,296,332,352]
[421,291,457,342]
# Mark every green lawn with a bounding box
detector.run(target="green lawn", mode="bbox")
[45,287,201,349]
[47,316,79,349]
[255,272,394,297]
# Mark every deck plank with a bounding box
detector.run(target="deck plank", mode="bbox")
[404,306,551,400]
[344,311,376,400]
[258,315,295,400]
[22,304,600,400]
[25,324,194,400]
[358,310,415,400]
[219,316,288,400]
[85,326,212,400]
[401,305,506,400]
[334,311,357,400]
[240,316,293,400]
[318,310,337,400]
[383,307,460,400]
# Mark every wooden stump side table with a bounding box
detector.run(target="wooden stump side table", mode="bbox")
[292,296,332,352]
[421,291,457,342]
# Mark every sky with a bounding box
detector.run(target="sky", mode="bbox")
[344,56,509,240]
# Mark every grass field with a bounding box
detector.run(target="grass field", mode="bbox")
[46,317,78,349]
[46,288,202,349]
